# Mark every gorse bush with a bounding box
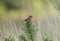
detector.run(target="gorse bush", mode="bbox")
[19,16,37,41]
[19,34,28,41]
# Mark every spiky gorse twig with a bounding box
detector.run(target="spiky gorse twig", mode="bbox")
[19,16,37,41]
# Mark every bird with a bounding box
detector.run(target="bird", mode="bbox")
[24,15,32,22]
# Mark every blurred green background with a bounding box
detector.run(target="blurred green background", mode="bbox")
[0,0,60,19]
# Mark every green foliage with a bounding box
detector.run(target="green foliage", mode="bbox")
[43,37,52,41]
[4,36,15,41]
[20,16,37,41]
[19,34,28,41]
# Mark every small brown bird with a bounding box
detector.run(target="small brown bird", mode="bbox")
[24,15,32,21]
